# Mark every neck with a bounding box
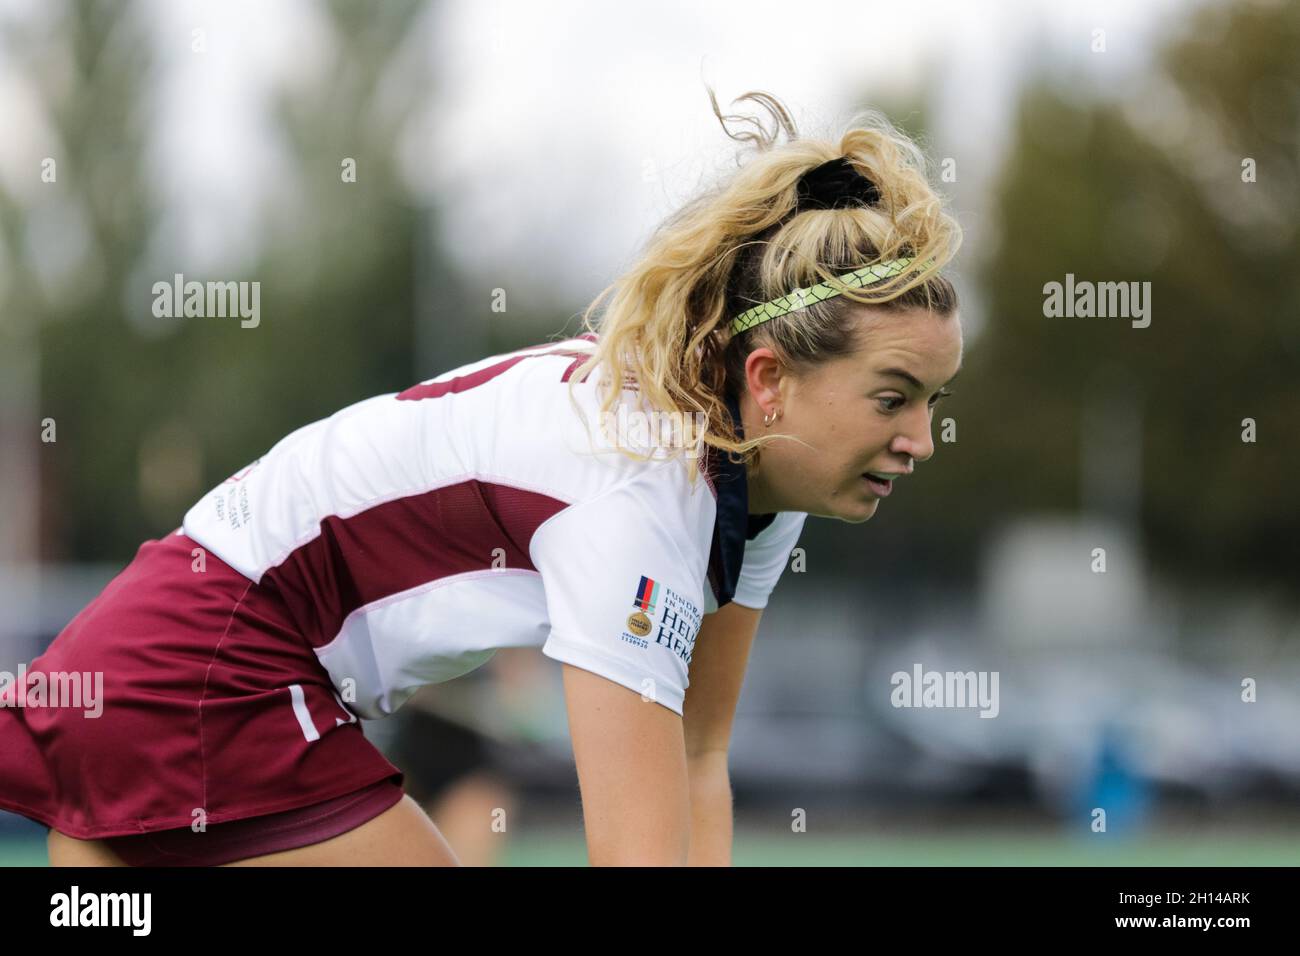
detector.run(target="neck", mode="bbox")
[732,388,778,514]
[745,457,779,514]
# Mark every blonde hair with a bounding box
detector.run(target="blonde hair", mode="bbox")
[566,88,962,483]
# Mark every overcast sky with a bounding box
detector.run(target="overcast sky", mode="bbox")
[1,0,1216,332]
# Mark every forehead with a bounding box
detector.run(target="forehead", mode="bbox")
[839,307,963,385]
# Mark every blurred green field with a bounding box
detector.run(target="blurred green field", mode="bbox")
[5,829,1298,866]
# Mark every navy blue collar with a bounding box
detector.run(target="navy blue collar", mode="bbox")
[705,392,778,607]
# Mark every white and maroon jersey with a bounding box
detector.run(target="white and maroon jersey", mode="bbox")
[181,336,807,718]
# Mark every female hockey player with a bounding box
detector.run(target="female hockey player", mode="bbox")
[0,90,962,866]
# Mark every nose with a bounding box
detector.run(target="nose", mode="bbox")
[890,407,937,464]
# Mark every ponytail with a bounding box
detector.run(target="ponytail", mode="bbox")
[566,87,962,481]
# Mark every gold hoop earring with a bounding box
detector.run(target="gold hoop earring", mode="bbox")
[763,408,781,427]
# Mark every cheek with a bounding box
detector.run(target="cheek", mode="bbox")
[828,404,884,451]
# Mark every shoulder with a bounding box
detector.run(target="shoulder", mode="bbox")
[531,453,716,574]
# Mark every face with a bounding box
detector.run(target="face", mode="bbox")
[741,307,963,521]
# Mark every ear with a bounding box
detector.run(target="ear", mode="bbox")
[743,347,784,417]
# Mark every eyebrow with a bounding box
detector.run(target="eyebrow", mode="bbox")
[876,366,962,393]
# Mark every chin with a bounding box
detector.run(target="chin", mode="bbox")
[811,496,879,524]
[841,501,879,524]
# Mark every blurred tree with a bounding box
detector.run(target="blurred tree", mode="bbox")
[0,0,160,561]
[0,0,478,561]
[894,0,1299,595]
[180,0,436,500]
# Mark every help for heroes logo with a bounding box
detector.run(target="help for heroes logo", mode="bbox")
[624,575,701,664]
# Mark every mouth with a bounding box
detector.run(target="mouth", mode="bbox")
[861,472,896,497]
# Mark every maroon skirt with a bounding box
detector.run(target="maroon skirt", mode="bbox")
[0,530,404,864]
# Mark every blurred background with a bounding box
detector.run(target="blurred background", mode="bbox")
[1,0,1297,865]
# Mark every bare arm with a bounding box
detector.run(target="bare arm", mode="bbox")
[561,663,691,866]
[681,601,763,866]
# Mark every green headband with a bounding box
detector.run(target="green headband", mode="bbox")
[729,257,930,334]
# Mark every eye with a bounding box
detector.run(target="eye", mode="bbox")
[877,388,954,414]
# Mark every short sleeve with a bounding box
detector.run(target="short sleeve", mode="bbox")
[530,475,711,717]
[729,511,807,610]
